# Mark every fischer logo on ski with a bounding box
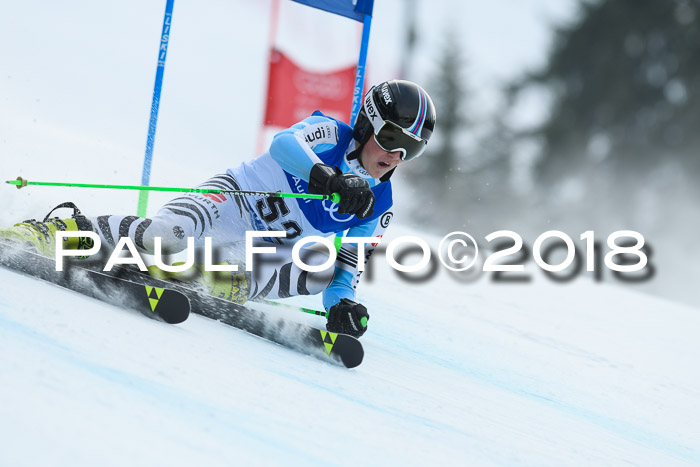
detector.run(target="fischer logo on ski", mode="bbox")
[145,286,165,312]
[319,330,338,355]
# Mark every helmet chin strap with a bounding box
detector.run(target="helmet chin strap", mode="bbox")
[379,167,396,182]
[347,144,362,161]
[346,143,372,180]
[347,139,396,183]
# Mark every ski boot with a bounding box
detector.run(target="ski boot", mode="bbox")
[0,202,95,257]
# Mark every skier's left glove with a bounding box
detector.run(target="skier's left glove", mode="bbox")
[326,298,369,338]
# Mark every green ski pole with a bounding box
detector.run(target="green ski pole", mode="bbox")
[259,299,327,318]
[7,176,341,204]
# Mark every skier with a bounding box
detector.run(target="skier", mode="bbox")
[0,79,436,338]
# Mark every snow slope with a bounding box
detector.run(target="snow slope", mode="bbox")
[1,231,699,466]
[1,1,699,465]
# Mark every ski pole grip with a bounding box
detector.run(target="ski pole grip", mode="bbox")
[331,192,341,204]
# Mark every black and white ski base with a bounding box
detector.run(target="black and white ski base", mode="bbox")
[109,266,365,368]
[0,241,190,324]
[0,241,363,368]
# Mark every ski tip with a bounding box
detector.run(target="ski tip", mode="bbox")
[334,334,364,368]
[160,310,190,325]
[154,291,191,324]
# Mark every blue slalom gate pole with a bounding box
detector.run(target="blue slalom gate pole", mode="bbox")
[138,0,175,217]
[350,12,372,126]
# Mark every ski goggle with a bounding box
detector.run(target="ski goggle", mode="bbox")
[364,88,429,161]
[372,120,429,161]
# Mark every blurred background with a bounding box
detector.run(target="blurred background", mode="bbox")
[398,0,700,308]
[1,0,698,307]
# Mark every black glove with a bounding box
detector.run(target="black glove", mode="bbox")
[326,298,369,338]
[308,164,375,218]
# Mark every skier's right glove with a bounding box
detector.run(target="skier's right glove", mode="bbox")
[308,164,375,218]
[326,298,369,338]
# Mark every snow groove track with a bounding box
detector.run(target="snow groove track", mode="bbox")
[1,1,699,463]
[1,254,699,465]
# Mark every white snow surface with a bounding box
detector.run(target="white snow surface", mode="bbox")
[1,1,699,465]
[1,234,699,466]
